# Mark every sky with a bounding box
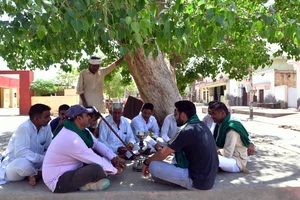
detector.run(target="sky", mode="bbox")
[0,57,60,80]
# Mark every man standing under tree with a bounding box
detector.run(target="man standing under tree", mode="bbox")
[77,56,124,113]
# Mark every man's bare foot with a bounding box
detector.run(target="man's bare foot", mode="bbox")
[28,175,36,186]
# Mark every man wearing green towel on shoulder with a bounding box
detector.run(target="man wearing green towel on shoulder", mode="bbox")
[209,102,250,173]
[142,100,219,190]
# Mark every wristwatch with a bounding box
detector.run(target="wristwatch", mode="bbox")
[143,159,149,166]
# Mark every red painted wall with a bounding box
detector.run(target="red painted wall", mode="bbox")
[0,71,34,115]
[0,76,19,88]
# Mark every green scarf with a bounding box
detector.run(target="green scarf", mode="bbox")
[53,119,94,148]
[174,114,200,169]
[213,114,250,148]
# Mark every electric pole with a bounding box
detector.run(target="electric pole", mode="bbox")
[249,67,254,120]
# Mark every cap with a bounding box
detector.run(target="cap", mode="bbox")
[66,105,94,119]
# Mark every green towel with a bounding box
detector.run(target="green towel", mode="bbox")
[214,114,250,148]
[53,119,94,148]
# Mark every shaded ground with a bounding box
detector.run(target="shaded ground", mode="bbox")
[0,112,300,200]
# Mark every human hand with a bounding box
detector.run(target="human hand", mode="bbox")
[217,149,222,156]
[116,166,124,175]
[247,143,255,156]
[58,118,66,126]
[126,143,134,150]
[154,143,163,151]
[142,165,150,177]
[82,100,88,107]
[111,156,126,169]
[117,146,127,155]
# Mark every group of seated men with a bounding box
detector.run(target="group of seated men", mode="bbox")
[0,100,254,193]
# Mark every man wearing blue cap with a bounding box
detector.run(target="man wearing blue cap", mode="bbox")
[42,105,125,193]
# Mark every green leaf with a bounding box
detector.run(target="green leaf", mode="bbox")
[125,16,132,25]
[134,32,143,45]
[206,8,215,20]
[215,15,224,26]
[287,19,296,24]
[162,14,169,22]
[285,26,295,39]
[101,32,109,43]
[67,8,78,19]
[296,28,300,44]
[51,20,61,33]
[128,8,137,18]
[129,0,136,5]
[117,30,125,40]
[37,25,47,40]
[35,15,42,24]
[71,19,84,32]
[139,19,151,29]
[261,14,272,25]
[217,30,224,43]
[120,47,128,55]
[178,4,184,12]
[175,27,184,37]
[206,26,214,36]
[131,22,140,33]
[275,31,284,41]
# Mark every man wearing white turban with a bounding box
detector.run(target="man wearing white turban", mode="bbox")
[77,56,124,113]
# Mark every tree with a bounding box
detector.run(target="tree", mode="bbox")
[1,1,299,123]
[103,72,137,99]
[30,79,61,96]
[55,68,79,88]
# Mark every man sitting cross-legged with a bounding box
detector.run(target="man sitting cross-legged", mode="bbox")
[0,104,52,186]
[98,103,136,159]
[142,100,219,190]
[131,103,162,154]
[209,102,250,173]
[203,101,255,156]
[42,105,125,193]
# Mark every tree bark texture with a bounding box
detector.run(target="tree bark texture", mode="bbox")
[125,48,181,126]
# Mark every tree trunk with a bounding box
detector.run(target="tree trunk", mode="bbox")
[125,48,181,125]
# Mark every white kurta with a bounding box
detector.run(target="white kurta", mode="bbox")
[0,119,52,184]
[160,114,178,143]
[98,116,136,153]
[131,114,160,141]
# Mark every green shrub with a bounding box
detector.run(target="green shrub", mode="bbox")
[30,79,62,96]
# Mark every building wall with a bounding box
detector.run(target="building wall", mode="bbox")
[31,89,79,114]
[253,70,275,99]
[274,70,296,87]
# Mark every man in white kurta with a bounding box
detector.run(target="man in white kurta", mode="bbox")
[131,103,162,153]
[77,56,123,113]
[0,104,52,185]
[156,113,178,147]
[99,103,136,159]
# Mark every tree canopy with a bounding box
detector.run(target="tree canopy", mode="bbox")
[0,0,299,90]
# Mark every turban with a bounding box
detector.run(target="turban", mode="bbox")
[89,56,101,65]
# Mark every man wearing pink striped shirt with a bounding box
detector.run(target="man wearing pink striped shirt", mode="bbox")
[42,105,125,193]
